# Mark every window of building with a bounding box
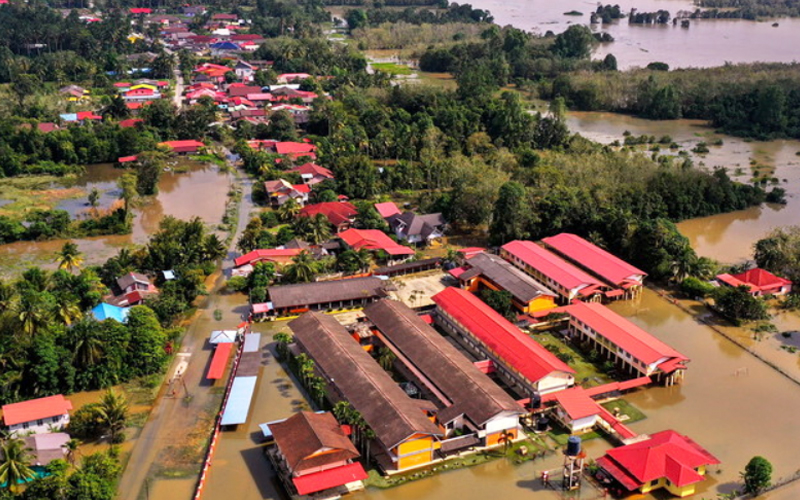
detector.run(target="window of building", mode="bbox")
[22,422,29,429]
[37,419,44,426]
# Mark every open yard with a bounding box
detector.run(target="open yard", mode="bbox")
[529,331,613,388]
[391,269,452,308]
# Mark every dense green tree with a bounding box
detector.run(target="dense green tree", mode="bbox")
[489,181,535,246]
[284,250,318,283]
[713,285,769,324]
[124,306,167,376]
[551,25,597,59]
[95,389,129,444]
[133,150,166,196]
[742,456,772,495]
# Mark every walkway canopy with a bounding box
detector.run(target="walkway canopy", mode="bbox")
[220,376,257,426]
[206,343,233,380]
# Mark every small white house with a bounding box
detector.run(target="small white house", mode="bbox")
[2,395,73,436]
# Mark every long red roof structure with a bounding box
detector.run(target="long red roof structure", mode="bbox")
[207,342,233,380]
[568,301,687,367]
[597,430,720,490]
[2,395,73,426]
[432,287,574,384]
[234,248,303,268]
[292,462,368,496]
[542,233,646,286]
[338,228,414,256]
[501,240,601,292]
[299,202,358,228]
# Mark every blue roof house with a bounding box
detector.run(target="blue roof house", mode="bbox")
[91,303,130,323]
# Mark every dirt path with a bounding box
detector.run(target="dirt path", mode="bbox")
[117,158,253,500]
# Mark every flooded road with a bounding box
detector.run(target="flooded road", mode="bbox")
[566,111,800,264]
[467,0,800,69]
[0,161,232,277]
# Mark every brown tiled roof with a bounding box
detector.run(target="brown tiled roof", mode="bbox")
[460,253,556,303]
[269,277,388,310]
[289,312,442,449]
[364,300,523,427]
[271,411,359,473]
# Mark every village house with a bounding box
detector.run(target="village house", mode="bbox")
[449,252,558,314]
[260,277,392,318]
[232,248,304,277]
[264,179,311,208]
[158,140,205,154]
[110,272,158,307]
[271,104,311,125]
[299,202,358,233]
[234,60,257,82]
[364,300,524,452]
[500,240,605,303]
[123,87,161,102]
[389,211,447,245]
[715,268,793,296]
[2,395,73,436]
[181,5,207,16]
[23,433,71,467]
[338,228,415,265]
[432,287,576,396]
[596,430,720,498]
[268,411,368,498]
[289,312,443,471]
[59,84,88,102]
[567,301,688,385]
[542,233,646,299]
[289,163,334,185]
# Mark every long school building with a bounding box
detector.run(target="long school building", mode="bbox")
[289,312,443,471]
[567,301,688,386]
[363,300,523,450]
[432,287,575,397]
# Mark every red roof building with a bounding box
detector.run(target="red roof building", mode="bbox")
[374,201,401,219]
[118,155,138,163]
[299,202,358,233]
[501,240,604,303]
[119,118,143,128]
[543,233,646,296]
[234,248,303,268]
[338,228,415,257]
[129,7,152,14]
[716,268,792,296]
[432,287,575,395]
[2,395,73,435]
[158,140,204,154]
[567,301,688,385]
[275,141,317,157]
[289,163,334,185]
[76,111,102,121]
[596,430,720,497]
[37,122,59,133]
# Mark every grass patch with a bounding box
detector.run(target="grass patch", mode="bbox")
[0,175,86,217]
[600,398,646,424]
[531,332,613,387]
[548,426,601,446]
[372,62,413,75]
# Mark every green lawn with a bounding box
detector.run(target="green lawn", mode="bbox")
[600,398,647,424]
[530,332,613,387]
[372,62,413,75]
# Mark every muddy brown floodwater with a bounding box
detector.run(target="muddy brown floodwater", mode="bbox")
[566,111,800,264]
[0,160,232,278]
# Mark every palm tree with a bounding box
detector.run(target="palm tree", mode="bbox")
[0,438,36,493]
[278,198,301,223]
[273,332,292,360]
[63,438,80,466]
[73,325,105,369]
[354,248,373,273]
[95,389,129,445]
[670,246,698,283]
[284,251,317,283]
[377,346,396,371]
[15,291,49,338]
[306,214,332,245]
[498,429,515,454]
[203,234,227,261]
[55,298,83,327]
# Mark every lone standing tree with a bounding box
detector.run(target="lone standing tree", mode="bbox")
[742,456,772,496]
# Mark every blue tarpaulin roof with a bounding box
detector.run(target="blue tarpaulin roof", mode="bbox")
[243,333,261,353]
[220,376,257,426]
[91,303,129,323]
[211,41,239,50]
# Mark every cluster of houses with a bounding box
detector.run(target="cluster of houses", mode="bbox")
[244,232,722,499]
[115,79,171,111]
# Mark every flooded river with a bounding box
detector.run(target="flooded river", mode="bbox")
[467,0,800,69]
[0,161,232,277]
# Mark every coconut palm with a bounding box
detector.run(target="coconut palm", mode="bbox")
[63,438,80,466]
[498,429,515,454]
[55,296,83,326]
[305,214,332,245]
[353,248,373,273]
[0,438,36,493]
[670,246,698,283]
[203,234,227,261]
[284,251,317,283]
[73,324,105,369]
[278,198,301,223]
[95,389,129,444]
[377,346,396,371]
[15,291,50,337]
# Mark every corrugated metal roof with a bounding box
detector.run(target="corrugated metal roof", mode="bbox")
[207,343,233,380]
[220,376,257,425]
[243,333,261,353]
[542,233,646,286]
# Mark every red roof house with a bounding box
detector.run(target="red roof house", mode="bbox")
[2,395,73,435]
[288,163,334,185]
[158,140,205,154]
[374,201,401,219]
[543,233,646,291]
[596,430,720,497]
[76,111,102,121]
[37,122,60,133]
[338,228,414,257]
[501,240,603,302]
[129,7,152,14]
[299,202,358,232]
[716,268,792,296]
[234,248,303,268]
[275,141,317,160]
[119,118,143,128]
[432,287,575,395]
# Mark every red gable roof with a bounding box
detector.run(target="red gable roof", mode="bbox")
[118,155,138,163]
[207,342,233,380]
[76,111,102,120]
[234,248,303,268]
[119,118,143,128]
[292,462,368,496]
[432,287,575,384]
[300,202,358,228]
[600,430,720,489]
[543,233,646,286]
[567,301,687,366]
[129,7,151,13]
[338,228,414,256]
[159,140,204,151]
[502,240,601,292]
[2,395,73,426]
[275,141,317,155]
[37,122,59,133]
[374,201,401,219]
[729,268,792,292]
[289,162,334,180]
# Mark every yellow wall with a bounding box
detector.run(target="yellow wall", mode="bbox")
[468,277,556,314]
[397,435,433,455]
[395,435,435,470]
[485,429,518,447]
[526,296,556,313]
[638,477,699,498]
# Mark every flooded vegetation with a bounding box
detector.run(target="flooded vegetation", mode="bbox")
[0,160,232,277]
